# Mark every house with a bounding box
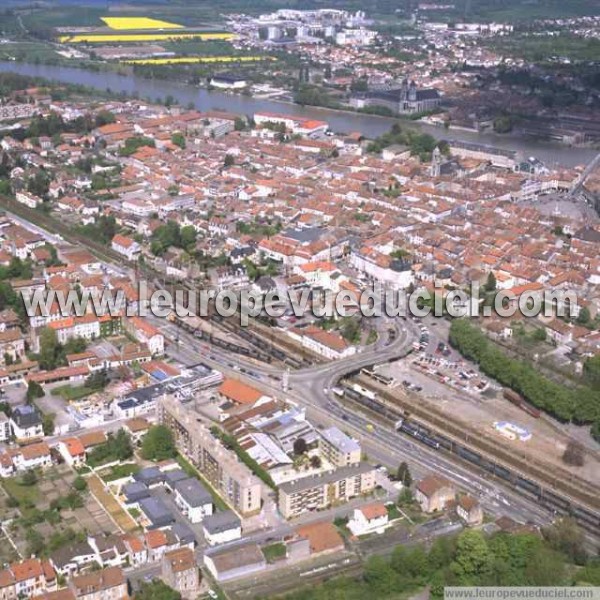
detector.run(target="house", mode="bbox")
[202,510,242,546]
[204,542,266,582]
[57,438,86,467]
[10,441,53,472]
[347,503,389,536]
[125,317,164,356]
[9,404,44,441]
[122,534,147,567]
[415,474,456,513]
[218,378,268,408]
[144,529,171,562]
[49,540,97,577]
[0,412,11,442]
[173,477,213,523]
[456,495,483,526]
[69,566,127,600]
[295,521,344,556]
[123,417,151,443]
[0,558,57,599]
[288,326,357,360]
[161,548,200,599]
[0,329,26,365]
[111,234,140,261]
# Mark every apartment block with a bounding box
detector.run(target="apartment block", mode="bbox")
[278,462,376,519]
[319,426,361,467]
[161,548,200,599]
[159,396,262,516]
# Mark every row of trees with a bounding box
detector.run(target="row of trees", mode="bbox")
[286,521,597,600]
[449,320,600,438]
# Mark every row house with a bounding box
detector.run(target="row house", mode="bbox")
[0,441,52,478]
[0,558,57,599]
[48,315,101,345]
[69,566,127,600]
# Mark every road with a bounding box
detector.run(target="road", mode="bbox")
[6,204,571,532]
[159,316,557,529]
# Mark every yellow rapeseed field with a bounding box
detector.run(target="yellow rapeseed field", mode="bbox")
[123,55,276,65]
[58,32,234,43]
[100,17,184,30]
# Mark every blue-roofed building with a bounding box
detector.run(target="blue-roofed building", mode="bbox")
[113,383,165,419]
[173,478,213,523]
[164,468,189,491]
[10,404,44,440]
[139,497,174,529]
[202,510,242,546]
[122,481,150,505]
[134,466,165,488]
[171,522,196,548]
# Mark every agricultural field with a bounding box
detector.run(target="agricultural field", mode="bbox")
[124,55,276,65]
[101,17,184,30]
[58,32,234,43]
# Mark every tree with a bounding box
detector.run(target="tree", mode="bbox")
[42,413,55,436]
[398,487,413,506]
[27,170,50,198]
[73,476,87,492]
[171,132,186,149]
[485,272,497,293]
[576,306,591,326]
[39,327,60,370]
[452,530,491,583]
[293,438,308,456]
[134,580,181,600]
[542,518,587,565]
[26,380,45,403]
[493,115,513,133]
[223,154,235,168]
[562,440,585,466]
[141,425,177,461]
[94,110,115,127]
[396,461,412,487]
[21,469,37,486]
[234,117,246,131]
[309,455,322,469]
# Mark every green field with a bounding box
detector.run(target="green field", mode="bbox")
[53,384,95,401]
[488,34,600,63]
[98,463,141,482]
[263,542,287,563]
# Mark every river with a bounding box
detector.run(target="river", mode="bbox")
[1,61,596,168]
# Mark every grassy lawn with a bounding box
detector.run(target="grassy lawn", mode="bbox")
[98,463,140,482]
[386,504,402,521]
[176,454,229,511]
[53,384,95,401]
[262,542,286,563]
[2,476,40,511]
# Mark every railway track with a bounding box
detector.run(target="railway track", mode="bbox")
[4,195,599,533]
[341,378,600,535]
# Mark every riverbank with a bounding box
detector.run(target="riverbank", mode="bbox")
[0,60,597,168]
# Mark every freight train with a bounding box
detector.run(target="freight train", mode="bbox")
[339,379,600,535]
